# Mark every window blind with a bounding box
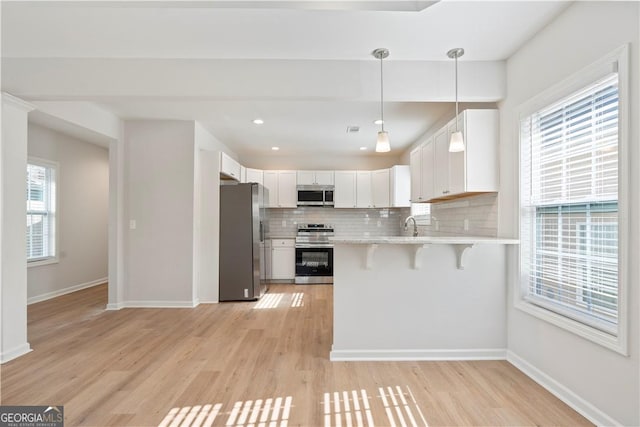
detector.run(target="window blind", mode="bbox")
[520,73,619,333]
[26,162,56,261]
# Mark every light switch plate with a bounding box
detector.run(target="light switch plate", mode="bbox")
[129,220,137,230]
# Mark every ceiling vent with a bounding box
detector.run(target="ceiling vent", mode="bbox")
[346,126,360,133]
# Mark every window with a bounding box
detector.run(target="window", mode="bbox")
[26,159,57,263]
[410,203,431,225]
[519,47,628,353]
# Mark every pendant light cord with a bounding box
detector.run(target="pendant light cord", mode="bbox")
[454,54,459,132]
[380,55,385,132]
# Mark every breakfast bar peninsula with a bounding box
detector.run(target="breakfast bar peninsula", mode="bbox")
[330,236,519,361]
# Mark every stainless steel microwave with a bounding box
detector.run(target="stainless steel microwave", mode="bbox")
[296,185,334,207]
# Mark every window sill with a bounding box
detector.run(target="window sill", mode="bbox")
[514,298,628,356]
[27,257,59,268]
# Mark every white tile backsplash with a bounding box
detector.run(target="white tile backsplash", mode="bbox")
[266,193,498,239]
[266,207,409,238]
[417,193,499,237]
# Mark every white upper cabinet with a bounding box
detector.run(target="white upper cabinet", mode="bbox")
[277,171,297,208]
[410,138,434,203]
[420,142,435,202]
[263,171,279,207]
[434,127,450,197]
[371,169,390,208]
[334,171,357,208]
[264,170,297,208]
[390,165,411,208]
[245,168,264,185]
[410,146,423,202]
[220,152,241,181]
[356,171,373,208]
[428,109,499,201]
[296,170,334,185]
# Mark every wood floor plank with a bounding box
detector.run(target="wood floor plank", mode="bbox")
[0,283,593,426]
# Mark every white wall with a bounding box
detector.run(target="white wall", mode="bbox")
[123,120,237,306]
[194,122,237,303]
[124,120,196,305]
[1,94,33,363]
[243,154,403,171]
[26,124,109,302]
[499,2,639,425]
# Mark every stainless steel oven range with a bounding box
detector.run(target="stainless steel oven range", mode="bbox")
[294,223,333,284]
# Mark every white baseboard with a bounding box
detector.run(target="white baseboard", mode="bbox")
[117,300,199,308]
[105,302,124,310]
[507,350,621,427]
[1,343,32,364]
[28,277,108,305]
[330,348,507,361]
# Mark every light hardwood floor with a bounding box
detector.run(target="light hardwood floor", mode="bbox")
[1,284,592,427]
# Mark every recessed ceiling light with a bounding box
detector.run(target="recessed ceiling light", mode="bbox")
[360,147,367,151]
[271,146,280,151]
[373,119,384,125]
[253,118,264,125]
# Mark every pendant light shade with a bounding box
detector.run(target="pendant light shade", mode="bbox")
[372,48,390,153]
[376,130,390,153]
[447,47,465,153]
[449,131,465,152]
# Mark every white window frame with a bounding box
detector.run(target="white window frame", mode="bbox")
[27,157,59,267]
[410,203,431,226]
[515,45,629,355]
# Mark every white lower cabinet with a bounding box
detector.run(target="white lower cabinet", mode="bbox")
[271,239,295,280]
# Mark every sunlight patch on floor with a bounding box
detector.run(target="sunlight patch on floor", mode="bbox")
[378,386,428,427]
[323,389,374,427]
[290,293,304,307]
[322,386,428,427]
[253,293,284,309]
[253,293,304,310]
[159,397,293,427]
[158,403,222,427]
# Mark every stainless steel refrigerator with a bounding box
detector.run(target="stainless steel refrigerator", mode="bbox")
[219,183,269,301]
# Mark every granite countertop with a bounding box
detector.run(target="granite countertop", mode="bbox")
[330,236,520,245]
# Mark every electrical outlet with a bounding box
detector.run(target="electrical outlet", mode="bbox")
[464,219,469,231]
[434,220,440,231]
[129,220,137,230]
[282,220,287,227]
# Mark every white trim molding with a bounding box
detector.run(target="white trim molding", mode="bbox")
[507,350,622,427]
[27,277,107,305]
[1,343,32,364]
[113,300,199,309]
[330,348,507,362]
[514,44,630,356]
[1,92,35,112]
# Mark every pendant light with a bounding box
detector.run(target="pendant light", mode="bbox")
[372,48,390,153]
[447,47,465,152]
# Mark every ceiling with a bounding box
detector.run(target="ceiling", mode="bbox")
[1,0,570,158]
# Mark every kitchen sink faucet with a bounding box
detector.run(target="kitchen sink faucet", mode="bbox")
[404,216,419,237]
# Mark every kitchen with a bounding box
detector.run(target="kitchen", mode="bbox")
[1,1,638,426]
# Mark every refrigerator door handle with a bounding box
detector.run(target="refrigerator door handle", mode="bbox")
[259,221,264,242]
